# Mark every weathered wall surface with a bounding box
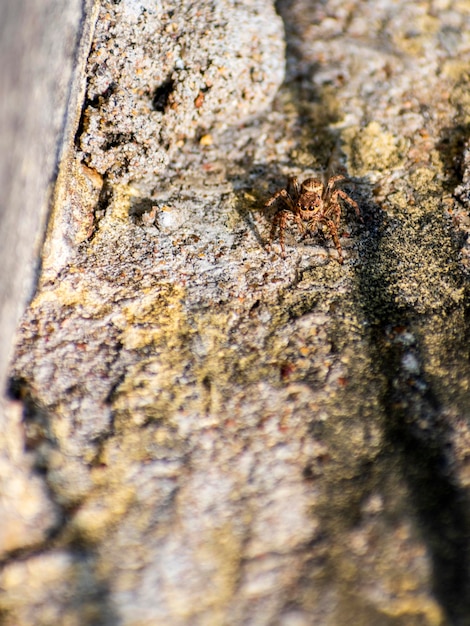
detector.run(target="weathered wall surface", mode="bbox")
[3,0,470,625]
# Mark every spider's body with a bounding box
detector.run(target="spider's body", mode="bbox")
[265,174,362,264]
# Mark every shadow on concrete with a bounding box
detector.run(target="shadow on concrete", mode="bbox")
[272,0,470,623]
[354,201,470,625]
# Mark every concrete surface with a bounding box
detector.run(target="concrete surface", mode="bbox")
[3,0,470,625]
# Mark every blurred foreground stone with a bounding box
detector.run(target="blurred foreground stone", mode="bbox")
[0,0,98,567]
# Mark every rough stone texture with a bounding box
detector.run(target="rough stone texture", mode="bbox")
[4,0,470,625]
[79,0,285,186]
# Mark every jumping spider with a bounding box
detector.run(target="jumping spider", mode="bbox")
[265,174,362,263]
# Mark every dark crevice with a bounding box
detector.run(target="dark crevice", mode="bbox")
[74,92,88,150]
[74,83,118,150]
[88,82,117,109]
[101,132,134,151]
[80,177,113,244]
[151,76,175,112]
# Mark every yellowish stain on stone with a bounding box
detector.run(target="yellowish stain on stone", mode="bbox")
[105,184,135,223]
[30,280,111,318]
[392,14,440,56]
[442,59,470,82]
[97,427,180,469]
[109,290,280,423]
[69,486,136,542]
[107,282,198,423]
[114,283,188,351]
[381,596,444,626]
[111,363,182,427]
[178,526,241,622]
[0,551,72,592]
[39,155,104,282]
[342,122,406,177]
[450,73,470,125]
[409,167,438,193]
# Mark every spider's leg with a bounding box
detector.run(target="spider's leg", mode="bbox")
[326,219,344,264]
[278,211,293,258]
[293,212,305,235]
[287,176,301,198]
[268,210,290,257]
[265,188,295,210]
[265,188,285,208]
[336,189,362,221]
[325,175,345,197]
[327,201,342,227]
[305,210,323,235]
[268,211,280,246]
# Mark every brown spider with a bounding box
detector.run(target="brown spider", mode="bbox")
[264,174,362,263]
